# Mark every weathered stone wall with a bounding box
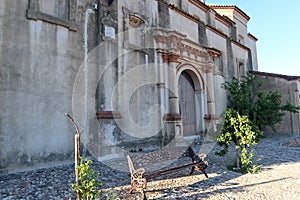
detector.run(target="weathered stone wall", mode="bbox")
[0,0,101,173]
[254,74,300,134]
[0,0,259,173]
[246,35,258,70]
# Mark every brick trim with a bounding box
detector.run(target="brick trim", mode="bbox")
[163,113,182,122]
[96,111,122,119]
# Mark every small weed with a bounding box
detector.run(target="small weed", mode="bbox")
[71,157,103,200]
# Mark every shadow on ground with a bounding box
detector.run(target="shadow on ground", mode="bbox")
[109,133,300,199]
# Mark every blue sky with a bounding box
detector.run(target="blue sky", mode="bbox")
[205,0,300,76]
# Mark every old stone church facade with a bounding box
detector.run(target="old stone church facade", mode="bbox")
[0,0,258,172]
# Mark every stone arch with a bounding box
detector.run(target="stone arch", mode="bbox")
[176,63,206,135]
[176,63,205,91]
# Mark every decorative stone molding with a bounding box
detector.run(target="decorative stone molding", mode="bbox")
[206,47,221,59]
[96,111,122,119]
[204,114,219,120]
[154,30,211,64]
[163,113,182,122]
[161,52,181,63]
[129,14,144,27]
[154,34,183,47]
[26,0,77,31]
[122,6,149,50]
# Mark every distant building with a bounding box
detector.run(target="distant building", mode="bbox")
[251,71,300,134]
[0,0,258,172]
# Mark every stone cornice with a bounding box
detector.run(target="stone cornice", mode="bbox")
[250,71,300,81]
[169,1,236,30]
[215,13,235,27]
[231,40,250,51]
[248,33,258,41]
[168,4,199,23]
[206,26,251,52]
[209,5,250,21]
[188,0,210,12]
[206,25,227,39]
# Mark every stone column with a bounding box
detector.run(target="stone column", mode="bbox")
[161,53,183,140]
[162,53,181,116]
[204,64,217,123]
[195,89,205,133]
[168,61,180,114]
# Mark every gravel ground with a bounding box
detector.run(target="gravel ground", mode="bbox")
[1,132,300,200]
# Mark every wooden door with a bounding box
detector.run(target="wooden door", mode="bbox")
[178,71,197,136]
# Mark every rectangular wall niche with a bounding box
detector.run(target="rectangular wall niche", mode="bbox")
[27,0,77,31]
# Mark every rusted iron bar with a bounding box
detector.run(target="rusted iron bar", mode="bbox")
[75,133,81,200]
[144,160,208,180]
[65,113,82,200]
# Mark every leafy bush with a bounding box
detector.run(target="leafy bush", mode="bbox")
[222,73,299,132]
[216,109,260,173]
[216,73,299,173]
[71,158,103,200]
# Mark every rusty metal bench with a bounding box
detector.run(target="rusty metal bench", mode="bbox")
[127,146,208,194]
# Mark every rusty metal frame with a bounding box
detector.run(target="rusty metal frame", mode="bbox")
[127,146,208,194]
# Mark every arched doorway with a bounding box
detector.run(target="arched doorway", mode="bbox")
[178,71,197,136]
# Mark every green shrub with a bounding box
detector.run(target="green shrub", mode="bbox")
[216,73,299,174]
[71,158,103,200]
[222,73,299,132]
[216,109,260,173]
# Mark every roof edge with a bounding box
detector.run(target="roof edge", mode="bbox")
[248,33,258,41]
[250,71,300,81]
[208,4,250,21]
